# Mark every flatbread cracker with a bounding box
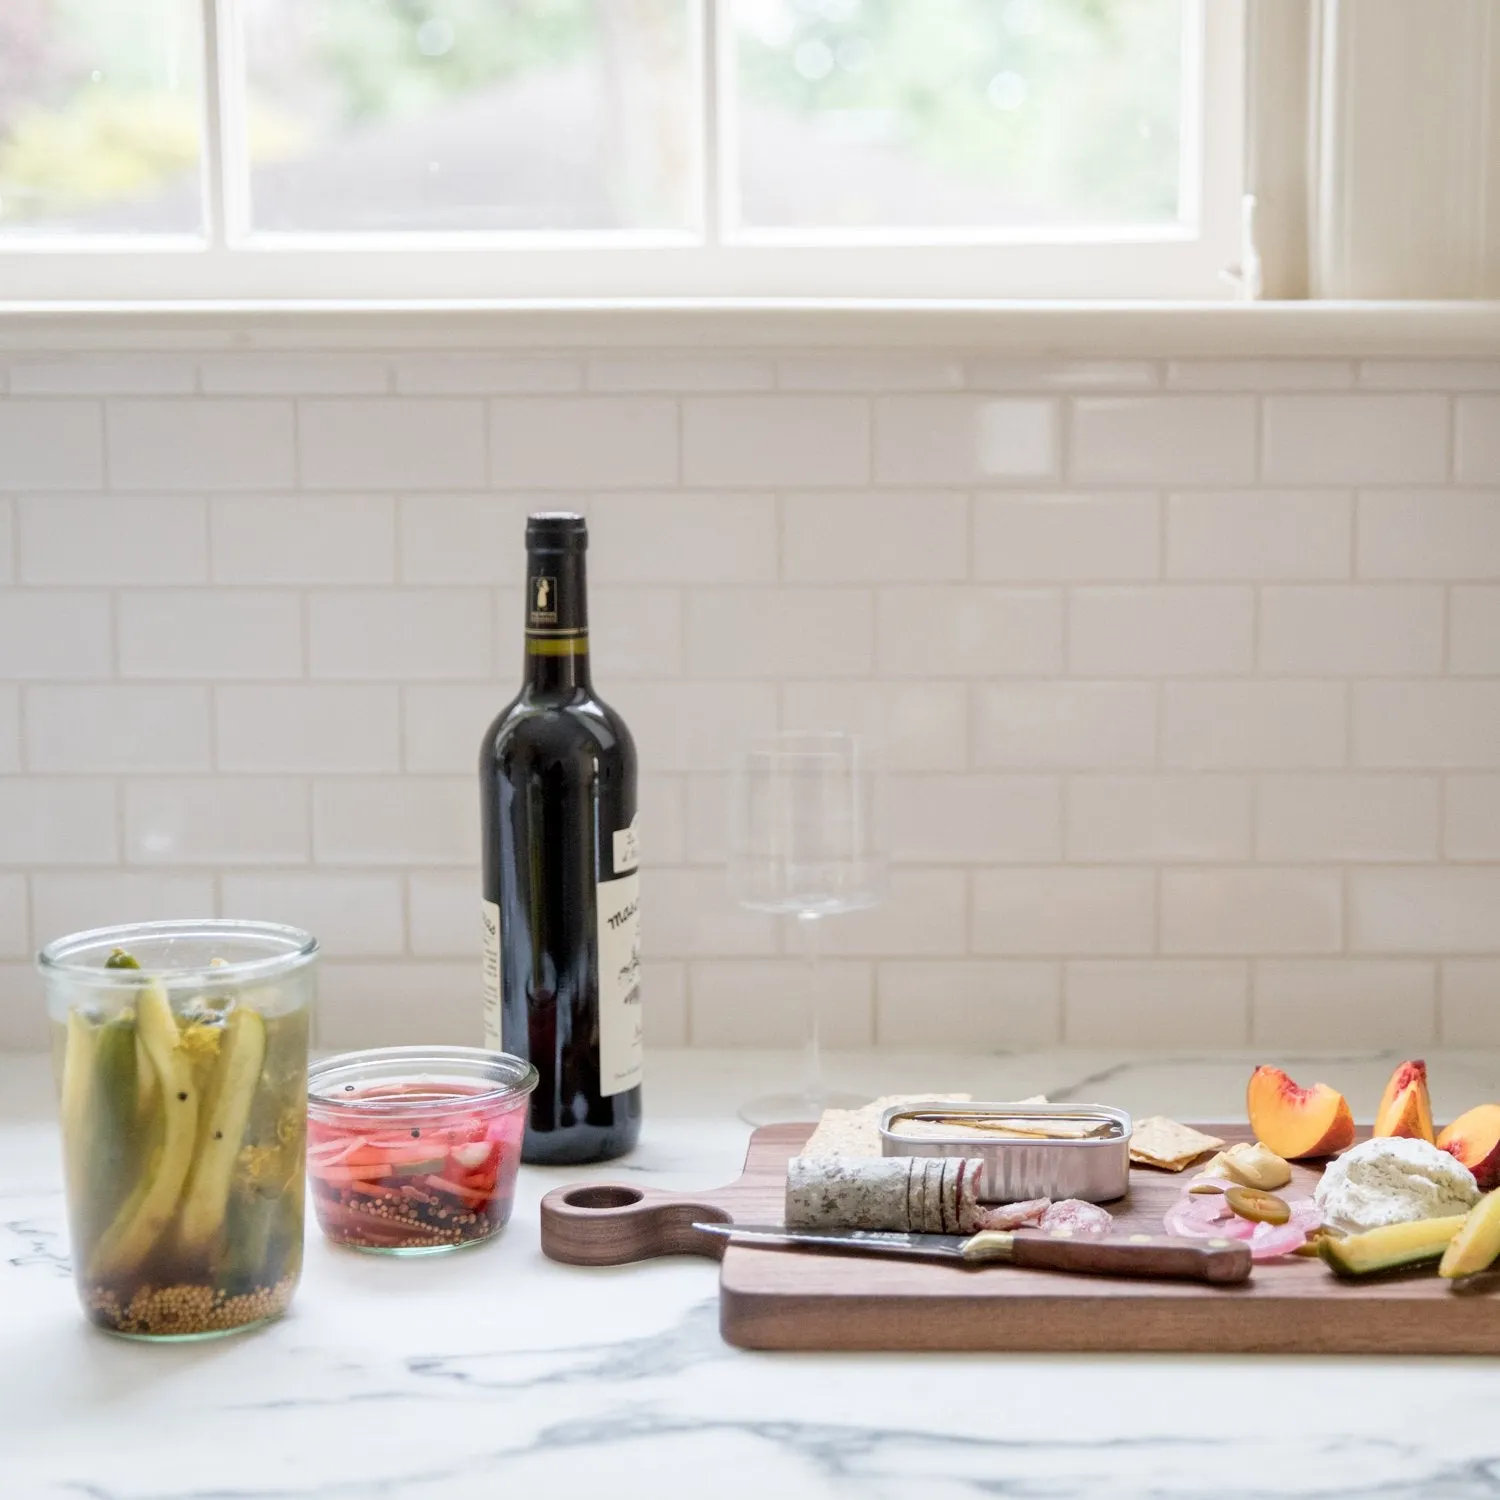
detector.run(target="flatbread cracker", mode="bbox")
[1129,1115,1225,1172]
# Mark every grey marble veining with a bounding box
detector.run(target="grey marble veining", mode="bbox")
[5,1048,1500,1500]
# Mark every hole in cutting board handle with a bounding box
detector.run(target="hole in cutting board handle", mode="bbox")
[563,1185,644,1210]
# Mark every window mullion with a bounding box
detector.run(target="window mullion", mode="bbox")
[701,0,723,247]
[200,0,231,247]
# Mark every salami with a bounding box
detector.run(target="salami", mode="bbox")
[1037,1199,1114,1237]
[784,1154,985,1233]
[977,1198,1051,1231]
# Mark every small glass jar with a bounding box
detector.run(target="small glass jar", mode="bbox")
[39,920,317,1341]
[307,1047,537,1256]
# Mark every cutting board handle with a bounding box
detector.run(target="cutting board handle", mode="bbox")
[539,1182,733,1266]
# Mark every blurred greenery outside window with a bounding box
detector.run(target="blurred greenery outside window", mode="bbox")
[0,0,1191,239]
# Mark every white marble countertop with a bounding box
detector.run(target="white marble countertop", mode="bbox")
[6,1046,1500,1500]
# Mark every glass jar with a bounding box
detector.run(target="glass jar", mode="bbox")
[307,1047,537,1255]
[39,920,317,1340]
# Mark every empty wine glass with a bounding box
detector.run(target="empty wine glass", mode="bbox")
[728,731,887,1125]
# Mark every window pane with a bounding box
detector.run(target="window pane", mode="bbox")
[729,0,1186,233]
[239,0,697,234]
[0,0,203,236]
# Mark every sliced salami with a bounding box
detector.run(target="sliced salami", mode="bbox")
[1037,1199,1114,1237]
[977,1198,1051,1231]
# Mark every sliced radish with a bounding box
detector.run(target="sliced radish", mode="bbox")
[452,1142,495,1170]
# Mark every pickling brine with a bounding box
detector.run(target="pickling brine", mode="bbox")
[40,921,317,1340]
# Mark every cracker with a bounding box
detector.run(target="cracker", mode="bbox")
[1128,1115,1225,1172]
[800,1093,972,1160]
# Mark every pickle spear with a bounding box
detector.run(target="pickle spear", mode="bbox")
[178,1006,267,1262]
[91,977,199,1282]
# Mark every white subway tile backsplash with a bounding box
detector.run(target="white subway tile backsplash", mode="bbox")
[223,872,405,957]
[217,686,400,772]
[19,495,207,584]
[783,492,967,582]
[1442,960,1500,1045]
[398,495,533,584]
[1263,395,1449,484]
[1456,397,1500,484]
[395,357,582,394]
[1359,490,1500,580]
[0,780,117,866]
[407,871,478,957]
[107,399,295,490]
[1355,682,1500,768]
[0,400,104,489]
[1446,776,1500,859]
[493,397,677,488]
[1257,776,1440,862]
[974,868,1155,955]
[1451,588,1500,674]
[610,681,779,773]
[876,587,1062,677]
[590,588,683,679]
[647,870,779,958]
[10,359,195,395]
[687,959,872,1047]
[874,396,1056,484]
[200,357,390,395]
[589,493,777,583]
[1069,587,1253,677]
[406,685,505,773]
[588,356,773,391]
[1161,869,1343,954]
[313,777,478,865]
[309,589,492,680]
[1351,869,1500,954]
[887,775,1061,864]
[782,680,968,771]
[32,874,216,948]
[1064,961,1249,1046]
[686,588,872,678]
[1258,585,1444,675]
[0,877,26,959]
[974,492,1159,581]
[1164,682,1347,769]
[0,592,111,679]
[1253,961,1437,1048]
[119,591,303,679]
[778,356,965,392]
[126,778,309,866]
[26,686,212,772]
[1071,397,1256,484]
[685,397,868,487]
[0,347,1497,1053]
[1067,776,1252,863]
[299,399,485,490]
[876,960,1060,1046]
[974,683,1156,770]
[211,495,395,584]
[0,689,19,773]
[819,870,967,957]
[1166,491,1351,580]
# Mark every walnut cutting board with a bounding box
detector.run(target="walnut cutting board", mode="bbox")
[538,1123,1500,1353]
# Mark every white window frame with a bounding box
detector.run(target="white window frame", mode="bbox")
[0,0,1245,305]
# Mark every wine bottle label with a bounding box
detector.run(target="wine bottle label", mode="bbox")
[613,814,640,875]
[481,898,502,1050]
[597,859,643,1098]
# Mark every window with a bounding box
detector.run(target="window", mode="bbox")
[0,0,1244,302]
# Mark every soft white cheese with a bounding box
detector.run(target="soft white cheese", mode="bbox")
[1314,1136,1480,1233]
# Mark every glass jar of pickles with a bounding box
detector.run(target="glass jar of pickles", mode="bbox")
[39,921,316,1340]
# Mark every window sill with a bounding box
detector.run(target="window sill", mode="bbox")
[0,298,1496,358]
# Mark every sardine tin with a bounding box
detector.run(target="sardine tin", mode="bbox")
[878,1101,1133,1204]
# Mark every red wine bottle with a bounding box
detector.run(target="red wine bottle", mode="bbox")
[480,513,642,1165]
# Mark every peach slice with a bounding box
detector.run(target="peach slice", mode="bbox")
[1437,1104,1500,1192]
[1373,1059,1436,1143]
[1246,1066,1356,1161]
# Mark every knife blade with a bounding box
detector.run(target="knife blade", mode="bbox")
[694,1222,1253,1283]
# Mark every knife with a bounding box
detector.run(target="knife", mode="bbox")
[694,1223,1252,1284]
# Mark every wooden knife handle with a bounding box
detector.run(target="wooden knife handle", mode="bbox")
[971,1231,1253,1284]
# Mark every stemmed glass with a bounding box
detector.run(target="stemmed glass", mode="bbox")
[728,731,887,1125]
